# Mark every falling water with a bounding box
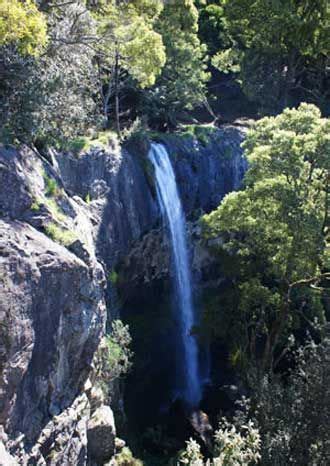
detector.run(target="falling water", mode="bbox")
[148,143,202,408]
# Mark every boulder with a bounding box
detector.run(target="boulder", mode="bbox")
[87,405,116,462]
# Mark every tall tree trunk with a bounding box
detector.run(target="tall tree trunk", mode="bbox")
[114,49,121,139]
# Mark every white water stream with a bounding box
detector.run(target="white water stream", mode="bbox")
[148,143,202,407]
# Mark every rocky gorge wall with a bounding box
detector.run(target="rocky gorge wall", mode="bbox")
[0,124,246,465]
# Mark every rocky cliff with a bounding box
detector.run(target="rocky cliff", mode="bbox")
[0,124,246,464]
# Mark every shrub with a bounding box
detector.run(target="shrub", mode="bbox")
[114,447,143,466]
[43,172,60,197]
[250,338,330,465]
[30,198,41,212]
[64,130,119,156]
[179,124,217,146]
[45,223,76,247]
[179,418,260,466]
[95,320,133,393]
[66,136,90,155]
[213,418,261,466]
[179,439,204,465]
[108,269,118,285]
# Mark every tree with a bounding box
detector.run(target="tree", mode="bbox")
[202,104,329,372]
[0,0,166,143]
[196,1,230,58]
[142,0,210,129]
[250,336,330,465]
[211,0,330,113]
[90,0,166,136]
[0,0,47,56]
[0,1,100,144]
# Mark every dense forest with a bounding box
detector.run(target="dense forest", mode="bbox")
[0,1,329,466]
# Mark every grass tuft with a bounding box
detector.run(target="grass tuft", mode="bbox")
[45,223,77,247]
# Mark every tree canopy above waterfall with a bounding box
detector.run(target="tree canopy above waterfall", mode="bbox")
[0,0,328,144]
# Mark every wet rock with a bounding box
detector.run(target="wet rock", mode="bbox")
[189,410,213,452]
[161,125,247,215]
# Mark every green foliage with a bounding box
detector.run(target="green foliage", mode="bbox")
[143,0,210,129]
[202,104,329,371]
[114,447,143,466]
[44,198,66,223]
[30,198,41,212]
[0,3,101,144]
[90,0,166,134]
[65,131,118,155]
[96,320,133,391]
[43,173,59,197]
[196,1,229,58]
[44,223,77,247]
[180,124,217,146]
[0,0,47,56]
[179,419,260,465]
[108,269,118,285]
[179,438,203,465]
[250,337,330,465]
[1,0,329,144]
[66,137,90,155]
[210,0,330,112]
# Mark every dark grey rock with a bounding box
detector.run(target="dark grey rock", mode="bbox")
[87,405,116,462]
[0,220,106,443]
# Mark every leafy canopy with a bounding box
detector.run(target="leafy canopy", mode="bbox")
[92,0,166,88]
[210,0,330,111]
[143,0,210,128]
[0,0,47,56]
[202,103,329,370]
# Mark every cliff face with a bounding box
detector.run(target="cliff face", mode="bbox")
[0,125,246,464]
[0,146,108,464]
[117,126,247,294]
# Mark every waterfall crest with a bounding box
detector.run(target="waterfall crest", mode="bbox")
[148,143,202,408]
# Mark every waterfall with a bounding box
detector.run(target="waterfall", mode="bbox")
[148,143,202,408]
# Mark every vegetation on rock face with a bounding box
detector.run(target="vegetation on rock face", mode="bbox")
[95,320,133,394]
[44,223,77,247]
[202,103,329,373]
